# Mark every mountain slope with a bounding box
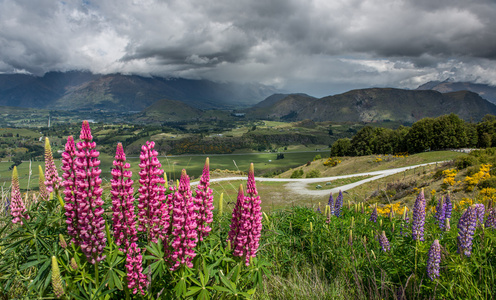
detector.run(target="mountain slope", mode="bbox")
[246,88,496,122]
[0,71,278,111]
[247,94,317,120]
[417,79,496,104]
[132,99,203,123]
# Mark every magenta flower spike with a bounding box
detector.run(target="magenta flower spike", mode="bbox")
[62,136,79,244]
[74,121,106,264]
[45,137,62,193]
[10,166,29,224]
[232,163,262,266]
[427,239,441,280]
[412,189,426,241]
[137,141,169,243]
[228,184,244,245]
[125,242,148,295]
[111,143,138,252]
[169,169,198,270]
[195,158,214,242]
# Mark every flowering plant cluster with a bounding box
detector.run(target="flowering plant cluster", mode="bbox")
[1,121,267,299]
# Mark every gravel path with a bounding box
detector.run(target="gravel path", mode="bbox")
[193,162,440,196]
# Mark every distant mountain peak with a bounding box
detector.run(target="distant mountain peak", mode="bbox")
[416,80,496,104]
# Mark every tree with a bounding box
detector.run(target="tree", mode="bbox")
[331,138,351,156]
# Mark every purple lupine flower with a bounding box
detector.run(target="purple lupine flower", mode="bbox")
[379,231,390,252]
[194,158,214,242]
[457,205,477,257]
[74,121,106,264]
[137,141,169,243]
[435,196,446,230]
[169,169,198,270]
[62,136,80,244]
[44,137,62,193]
[485,207,496,229]
[232,163,263,266]
[228,184,244,245]
[412,189,426,241]
[445,193,452,220]
[328,193,335,216]
[111,143,138,253]
[38,165,49,201]
[10,166,29,224]
[334,190,343,217]
[474,203,485,227]
[369,205,378,223]
[126,242,148,295]
[427,239,441,281]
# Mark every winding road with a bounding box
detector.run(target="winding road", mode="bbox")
[193,162,440,196]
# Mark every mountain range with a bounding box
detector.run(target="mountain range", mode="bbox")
[246,89,496,122]
[0,71,278,111]
[1,71,496,123]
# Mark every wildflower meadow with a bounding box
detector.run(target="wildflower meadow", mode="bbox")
[1,121,496,299]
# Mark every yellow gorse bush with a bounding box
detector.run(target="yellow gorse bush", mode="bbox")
[323,157,341,167]
[464,163,492,191]
[442,169,459,186]
[376,202,408,216]
[480,187,496,202]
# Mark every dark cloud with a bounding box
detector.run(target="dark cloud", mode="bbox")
[0,0,496,96]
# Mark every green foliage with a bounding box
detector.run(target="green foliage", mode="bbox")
[313,154,321,161]
[330,138,351,156]
[0,191,269,299]
[305,169,321,178]
[454,155,479,169]
[331,113,484,157]
[290,169,304,178]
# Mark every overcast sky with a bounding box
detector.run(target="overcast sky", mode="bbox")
[1,0,496,97]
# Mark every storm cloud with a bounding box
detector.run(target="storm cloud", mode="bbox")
[1,0,496,96]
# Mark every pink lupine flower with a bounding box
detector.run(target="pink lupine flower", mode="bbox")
[38,165,49,201]
[195,158,214,242]
[10,166,29,224]
[126,242,148,295]
[169,169,198,270]
[232,163,262,266]
[62,136,80,244]
[137,141,169,243]
[75,121,106,264]
[45,137,62,193]
[228,184,244,245]
[111,143,138,252]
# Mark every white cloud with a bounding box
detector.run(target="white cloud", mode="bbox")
[0,0,495,96]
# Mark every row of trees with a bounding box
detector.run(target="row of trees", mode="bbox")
[331,114,496,156]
